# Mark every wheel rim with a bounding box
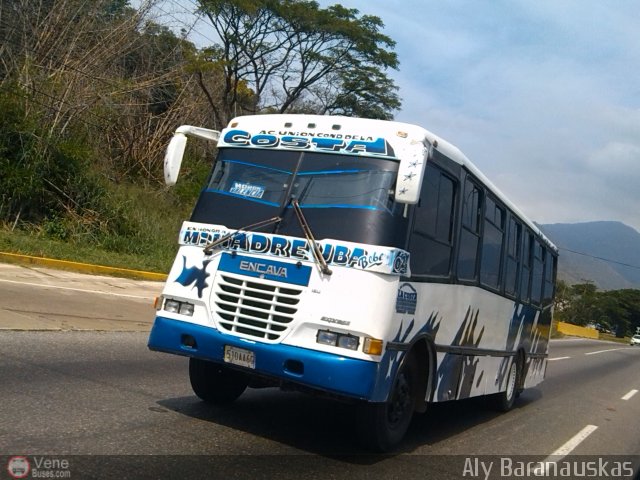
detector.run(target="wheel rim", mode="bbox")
[505,362,517,401]
[387,370,412,427]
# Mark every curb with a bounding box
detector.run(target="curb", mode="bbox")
[0,252,168,282]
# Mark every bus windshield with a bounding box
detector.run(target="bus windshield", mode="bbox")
[209,159,396,212]
[190,147,408,247]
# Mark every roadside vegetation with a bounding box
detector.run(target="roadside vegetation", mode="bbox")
[554,280,640,339]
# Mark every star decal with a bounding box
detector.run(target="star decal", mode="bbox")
[403,172,416,181]
[174,256,212,298]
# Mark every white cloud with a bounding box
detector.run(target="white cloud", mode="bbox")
[588,142,640,173]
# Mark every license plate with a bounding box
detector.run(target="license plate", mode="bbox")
[223,345,255,369]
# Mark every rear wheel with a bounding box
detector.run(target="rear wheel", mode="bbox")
[356,355,417,452]
[189,358,248,405]
[492,357,520,412]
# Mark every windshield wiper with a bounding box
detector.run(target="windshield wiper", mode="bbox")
[203,216,281,255]
[291,198,332,276]
[202,200,331,276]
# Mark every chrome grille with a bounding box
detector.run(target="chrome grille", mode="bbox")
[213,273,302,341]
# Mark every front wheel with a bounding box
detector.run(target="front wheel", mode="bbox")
[189,358,248,405]
[356,356,417,452]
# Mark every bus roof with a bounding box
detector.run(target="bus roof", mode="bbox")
[225,114,558,253]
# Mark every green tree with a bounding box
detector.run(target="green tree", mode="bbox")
[557,282,598,326]
[554,279,640,337]
[553,279,571,315]
[597,289,640,337]
[196,0,401,125]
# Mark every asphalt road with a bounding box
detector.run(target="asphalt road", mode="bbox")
[1,264,640,479]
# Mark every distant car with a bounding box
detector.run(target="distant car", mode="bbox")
[630,334,640,346]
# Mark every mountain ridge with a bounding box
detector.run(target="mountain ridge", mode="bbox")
[538,221,640,290]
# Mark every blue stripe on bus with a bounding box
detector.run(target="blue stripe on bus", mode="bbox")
[148,316,378,400]
[290,204,382,211]
[202,191,385,211]
[222,159,292,174]
[297,169,364,175]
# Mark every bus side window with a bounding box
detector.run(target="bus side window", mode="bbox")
[480,196,505,290]
[457,177,482,281]
[504,216,522,297]
[530,241,544,305]
[410,163,457,277]
[542,249,556,307]
[520,232,533,302]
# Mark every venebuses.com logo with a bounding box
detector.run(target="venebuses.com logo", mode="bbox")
[6,456,71,479]
[6,457,30,479]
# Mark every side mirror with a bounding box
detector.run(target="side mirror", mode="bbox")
[164,133,187,186]
[163,125,221,186]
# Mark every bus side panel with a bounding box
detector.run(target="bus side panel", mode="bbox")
[522,303,552,389]
[392,283,549,403]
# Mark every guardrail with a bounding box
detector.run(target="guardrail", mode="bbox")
[556,321,600,339]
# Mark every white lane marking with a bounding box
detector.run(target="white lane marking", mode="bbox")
[622,389,638,401]
[585,347,632,355]
[548,356,571,361]
[548,424,599,457]
[0,278,155,300]
[537,425,598,475]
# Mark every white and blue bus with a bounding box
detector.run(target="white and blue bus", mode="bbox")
[148,114,558,451]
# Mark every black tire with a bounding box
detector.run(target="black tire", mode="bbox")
[356,355,417,452]
[189,358,248,405]
[492,357,520,412]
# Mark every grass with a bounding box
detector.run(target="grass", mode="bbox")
[0,183,190,274]
[0,174,206,275]
[0,225,176,273]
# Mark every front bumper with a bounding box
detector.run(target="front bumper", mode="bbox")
[148,316,379,400]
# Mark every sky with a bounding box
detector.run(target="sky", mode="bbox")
[153,0,640,232]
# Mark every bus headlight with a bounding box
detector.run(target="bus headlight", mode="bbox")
[337,334,359,350]
[179,302,195,316]
[316,330,359,351]
[164,299,180,313]
[163,298,194,317]
[316,330,338,346]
